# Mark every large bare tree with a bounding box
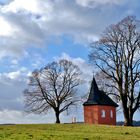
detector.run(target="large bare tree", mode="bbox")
[89,16,140,126]
[24,59,82,123]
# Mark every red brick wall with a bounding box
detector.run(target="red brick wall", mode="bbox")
[98,106,116,125]
[84,105,116,125]
[84,105,99,124]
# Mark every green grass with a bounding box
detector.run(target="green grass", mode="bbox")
[0,124,140,140]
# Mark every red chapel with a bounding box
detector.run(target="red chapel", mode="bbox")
[83,77,118,125]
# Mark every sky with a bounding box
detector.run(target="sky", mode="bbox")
[0,0,140,124]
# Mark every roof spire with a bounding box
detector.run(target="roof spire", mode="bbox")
[87,76,100,102]
[83,76,118,107]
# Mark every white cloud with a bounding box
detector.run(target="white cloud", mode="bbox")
[11,59,18,65]
[0,16,13,36]
[0,67,30,113]
[30,53,46,68]
[0,108,84,124]
[0,67,30,82]
[2,0,40,14]
[54,53,93,79]
[76,0,123,8]
[6,71,21,79]
[0,110,50,124]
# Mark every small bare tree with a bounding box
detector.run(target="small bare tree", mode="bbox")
[89,16,140,126]
[24,59,82,123]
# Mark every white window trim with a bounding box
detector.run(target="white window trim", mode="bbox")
[110,110,113,118]
[101,110,106,118]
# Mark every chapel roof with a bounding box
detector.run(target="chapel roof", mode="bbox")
[83,77,118,107]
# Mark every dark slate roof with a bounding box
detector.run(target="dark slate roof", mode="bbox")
[83,77,118,107]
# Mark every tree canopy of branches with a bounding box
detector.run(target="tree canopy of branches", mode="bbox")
[89,16,140,126]
[24,59,82,123]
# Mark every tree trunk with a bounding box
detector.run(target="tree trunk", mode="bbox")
[55,110,60,124]
[121,100,133,126]
[124,117,131,126]
[123,111,133,126]
[129,115,133,126]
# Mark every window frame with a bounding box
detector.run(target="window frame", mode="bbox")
[101,109,106,118]
[110,110,113,118]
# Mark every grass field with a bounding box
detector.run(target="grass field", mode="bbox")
[0,124,140,140]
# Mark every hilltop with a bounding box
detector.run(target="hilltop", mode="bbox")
[0,124,140,140]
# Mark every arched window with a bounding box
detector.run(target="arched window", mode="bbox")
[101,110,106,118]
[110,110,113,118]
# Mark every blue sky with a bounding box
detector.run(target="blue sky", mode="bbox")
[0,0,140,124]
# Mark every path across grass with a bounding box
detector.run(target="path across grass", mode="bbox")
[0,124,140,140]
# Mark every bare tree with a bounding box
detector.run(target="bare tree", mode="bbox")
[24,59,82,123]
[89,16,140,126]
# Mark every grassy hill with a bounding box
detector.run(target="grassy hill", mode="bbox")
[0,124,140,140]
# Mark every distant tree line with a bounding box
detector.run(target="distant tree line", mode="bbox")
[117,121,140,126]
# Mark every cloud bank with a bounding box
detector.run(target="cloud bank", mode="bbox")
[0,0,139,59]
